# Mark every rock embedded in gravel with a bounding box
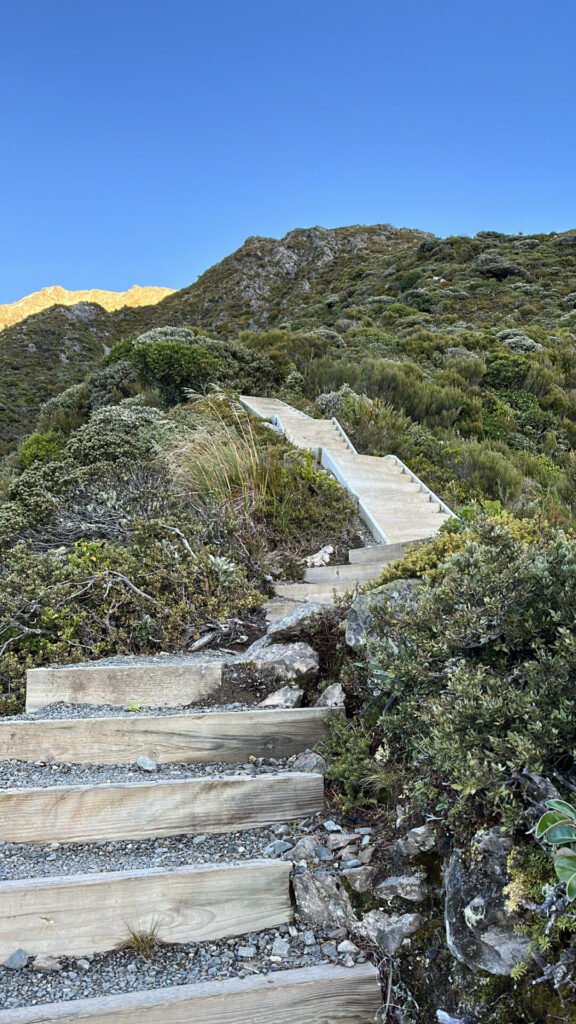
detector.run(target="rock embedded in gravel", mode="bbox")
[4,949,29,970]
[32,954,63,974]
[237,945,257,959]
[375,872,428,902]
[271,937,290,957]
[288,750,327,773]
[136,756,158,773]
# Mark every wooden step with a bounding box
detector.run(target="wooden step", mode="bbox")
[25,659,224,713]
[0,859,291,961]
[0,963,381,1023]
[0,708,332,766]
[0,772,324,844]
[275,583,356,603]
[304,563,385,585]
[348,541,415,565]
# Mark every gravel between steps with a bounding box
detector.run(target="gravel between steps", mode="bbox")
[0,820,315,880]
[0,925,369,1010]
[0,757,295,789]
[3,701,271,722]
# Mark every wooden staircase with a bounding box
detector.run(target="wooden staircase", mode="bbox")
[0,657,380,1022]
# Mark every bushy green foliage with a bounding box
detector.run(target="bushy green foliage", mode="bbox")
[362,519,576,830]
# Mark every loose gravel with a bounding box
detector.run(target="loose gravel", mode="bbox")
[0,821,312,881]
[0,924,369,1010]
[0,757,294,790]
[4,701,271,722]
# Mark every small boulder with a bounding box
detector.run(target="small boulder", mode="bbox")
[355,910,423,954]
[375,872,428,902]
[32,954,64,973]
[136,755,158,773]
[265,603,324,643]
[342,865,376,893]
[315,682,345,707]
[259,686,303,708]
[293,871,355,930]
[288,750,327,773]
[4,948,29,970]
[227,642,319,692]
[393,823,437,860]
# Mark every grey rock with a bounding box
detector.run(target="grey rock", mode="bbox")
[323,820,342,832]
[32,954,64,973]
[293,871,355,930]
[263,839,294,856]
[345,579,423,650]
[259,686,304,708]
[342,866,376,893]
[326,831,357,851]
[375,872,428,902]
[265,603,324,642]
[394,823,437,860]
[288,750,327,773]
[237,944,257,959]
[315,683,345,707]
[444,829,531,975]
[342,953,356,967]
[271,937,290,957]
[136,756,158,773]
[289,836,332,863]
[338,939,359,954]
[227,642,319,692]
[355,911,423,954]
[341,858,363,869]
[4,949,29,970]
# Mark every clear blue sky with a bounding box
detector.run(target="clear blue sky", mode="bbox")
[1,0,575,302]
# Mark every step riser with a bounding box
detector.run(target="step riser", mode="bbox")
[0,963,381,1023]
[0,709,332,766]
[0,773,324,844]
[304,565,385,584]
[26,664,222,713]
[348,542,411,565]
[0,861,291,961]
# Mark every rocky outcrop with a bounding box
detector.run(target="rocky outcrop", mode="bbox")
[444,829,531,975]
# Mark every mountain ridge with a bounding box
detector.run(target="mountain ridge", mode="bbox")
[0,284,174,331]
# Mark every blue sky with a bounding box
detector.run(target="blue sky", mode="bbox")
[1,0,575,302]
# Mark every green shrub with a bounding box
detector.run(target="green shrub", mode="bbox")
[17,430,65,469]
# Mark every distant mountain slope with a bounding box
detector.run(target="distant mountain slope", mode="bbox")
[1,223,576,454]
[0,284,174,331]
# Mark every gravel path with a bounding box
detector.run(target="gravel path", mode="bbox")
[0,924,369,1010]
[0,822,311,880]
[0,757,293,790]
[4,701,271,722]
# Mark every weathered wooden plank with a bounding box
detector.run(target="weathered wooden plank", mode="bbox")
[0,860,291,960]
[26,661,223,713]
[0,709,332,766]
[0,772,324,844]
[0,963,381,1023]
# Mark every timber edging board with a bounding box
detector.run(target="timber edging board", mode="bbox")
[0,860,292,960]
[0,772,324,844]
[0,708,334,765]
[25,662,223,712]
[0,963,381,1023]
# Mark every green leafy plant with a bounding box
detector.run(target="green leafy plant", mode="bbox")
[536,799,576,901]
